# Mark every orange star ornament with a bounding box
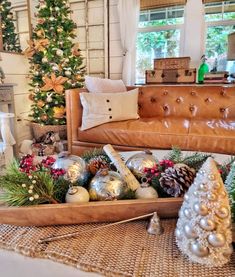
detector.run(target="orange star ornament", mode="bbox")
[41,73,68,94]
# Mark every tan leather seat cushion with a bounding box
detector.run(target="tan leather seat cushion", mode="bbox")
[78,118,235,153]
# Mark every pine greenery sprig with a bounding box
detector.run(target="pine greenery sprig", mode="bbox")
[82,148,111,164]
[0,161,70,206]
[164,147,212,171]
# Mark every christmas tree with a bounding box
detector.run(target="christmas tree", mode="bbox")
[175,158,233,267]
[24,0,85,125]
[0,0,22,53]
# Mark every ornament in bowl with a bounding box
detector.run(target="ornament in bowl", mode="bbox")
[89,169,129,201]
[125,150,158,179]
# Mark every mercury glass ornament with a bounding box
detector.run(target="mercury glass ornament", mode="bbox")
[65,186,89,203]
[125,150,158,178]
[53,155,88,184]
[89,170,128,201]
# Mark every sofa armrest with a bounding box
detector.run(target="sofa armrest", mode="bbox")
[66,88,87,153]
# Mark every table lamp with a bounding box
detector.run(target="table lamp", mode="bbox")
[227,32,235,81]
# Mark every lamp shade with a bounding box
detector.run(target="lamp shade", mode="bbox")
[227,32,235,61]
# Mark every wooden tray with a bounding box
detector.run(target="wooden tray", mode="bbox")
[0,198,183,227]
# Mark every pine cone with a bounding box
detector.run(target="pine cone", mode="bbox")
[159,164,195,197]
[87,156,109,175]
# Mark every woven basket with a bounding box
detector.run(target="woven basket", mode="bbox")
[30,122,67,140]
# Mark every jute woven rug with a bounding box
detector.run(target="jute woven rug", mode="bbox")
[0,219,234,277]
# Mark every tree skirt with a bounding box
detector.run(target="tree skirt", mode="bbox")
[0,219,234,277]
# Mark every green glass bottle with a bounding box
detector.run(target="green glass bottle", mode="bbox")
[198,55,209,84]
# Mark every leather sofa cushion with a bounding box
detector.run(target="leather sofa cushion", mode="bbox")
[77,118,235,154]
[78,118,191,148]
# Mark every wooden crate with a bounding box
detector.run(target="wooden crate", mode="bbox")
[146,69,196,84]
[0,198,183,227]
[154,57,191,70]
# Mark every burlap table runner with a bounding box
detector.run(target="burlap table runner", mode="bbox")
[0,219,234,277]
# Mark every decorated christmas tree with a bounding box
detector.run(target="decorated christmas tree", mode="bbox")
[24,0,85,125]
[0,0,22,53]
[175,157,233,267]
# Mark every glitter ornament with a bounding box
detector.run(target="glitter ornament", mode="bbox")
[176,158,233,267]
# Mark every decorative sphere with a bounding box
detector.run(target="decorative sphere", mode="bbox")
[89,170,128,201]
[175,228,182,240]
[56,49,63,56]
[135,185,158,199]
[212,182,221,190]
[184,192,190,202]
[190,241,209,257]
[183,224,197,239]
[216,206,229,219]
[42,57,48,63]
[53,155,88,184]
[65,186,89,203]
[207,192,217,201]
[125,150,158,178]
[183,208,192,219]
[208,233,226,247]
[223,218,231,228]
[208,174,215,181]
[198,183,207,192]
[65,70,72,77]
[193,202,208,216]
[52,65,59,71]
[199,217,216,231]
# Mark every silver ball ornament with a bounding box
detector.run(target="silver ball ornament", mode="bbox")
[183,208,192,219]
[193,202,208,216]
[175,228,182,240]
[208,233,226,247]
[199,217,216,231]
[65,186,89,203]
[184,224,197,239]
[89,170,128,201]
[125,150,158,178]
[198,183,207,192]
[184,192,190,202]
[190,241,209,257]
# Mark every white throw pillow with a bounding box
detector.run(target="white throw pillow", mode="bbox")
[80,88,139,130]
[85,76,127,93]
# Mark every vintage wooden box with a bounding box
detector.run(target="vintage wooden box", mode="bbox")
[146,69,196,84]
[154,57,191,70]
[0,198,183,227]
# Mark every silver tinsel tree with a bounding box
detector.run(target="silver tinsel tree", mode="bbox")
[175,157,233,267]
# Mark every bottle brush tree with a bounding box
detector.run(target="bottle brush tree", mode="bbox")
[24,0,85,125]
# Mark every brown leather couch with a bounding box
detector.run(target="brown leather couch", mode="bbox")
[66,85,235,156]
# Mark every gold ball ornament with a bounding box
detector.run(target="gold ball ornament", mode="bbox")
[208,233,226,247]
[216,206,229,219]
[36,29,45,38]
[207,192,217,201]
[37,100,45,108]
[53,106,65,119]
[65,186,89,203]
[190,241,209,257]
[57,27,63,33]
[40,114,48,121]
[76,74,82,81]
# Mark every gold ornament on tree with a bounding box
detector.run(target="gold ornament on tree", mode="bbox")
[72,43,81,56]
[36,29,45,38]
[41,73,68,94]
[53,106,65,118]
[37,100,45,108]
[175,157,233,267]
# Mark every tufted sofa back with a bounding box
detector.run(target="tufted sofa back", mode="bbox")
[136,85,235,119]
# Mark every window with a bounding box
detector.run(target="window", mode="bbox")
[205,1,235,72]
[136,6,184,84]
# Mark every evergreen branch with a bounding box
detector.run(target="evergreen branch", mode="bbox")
[182,152,212,171]
[164,147,183,163]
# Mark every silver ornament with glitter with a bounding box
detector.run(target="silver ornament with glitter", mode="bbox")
[53,155,88,184]
[89,169,128,201]
[125,150,158,178]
